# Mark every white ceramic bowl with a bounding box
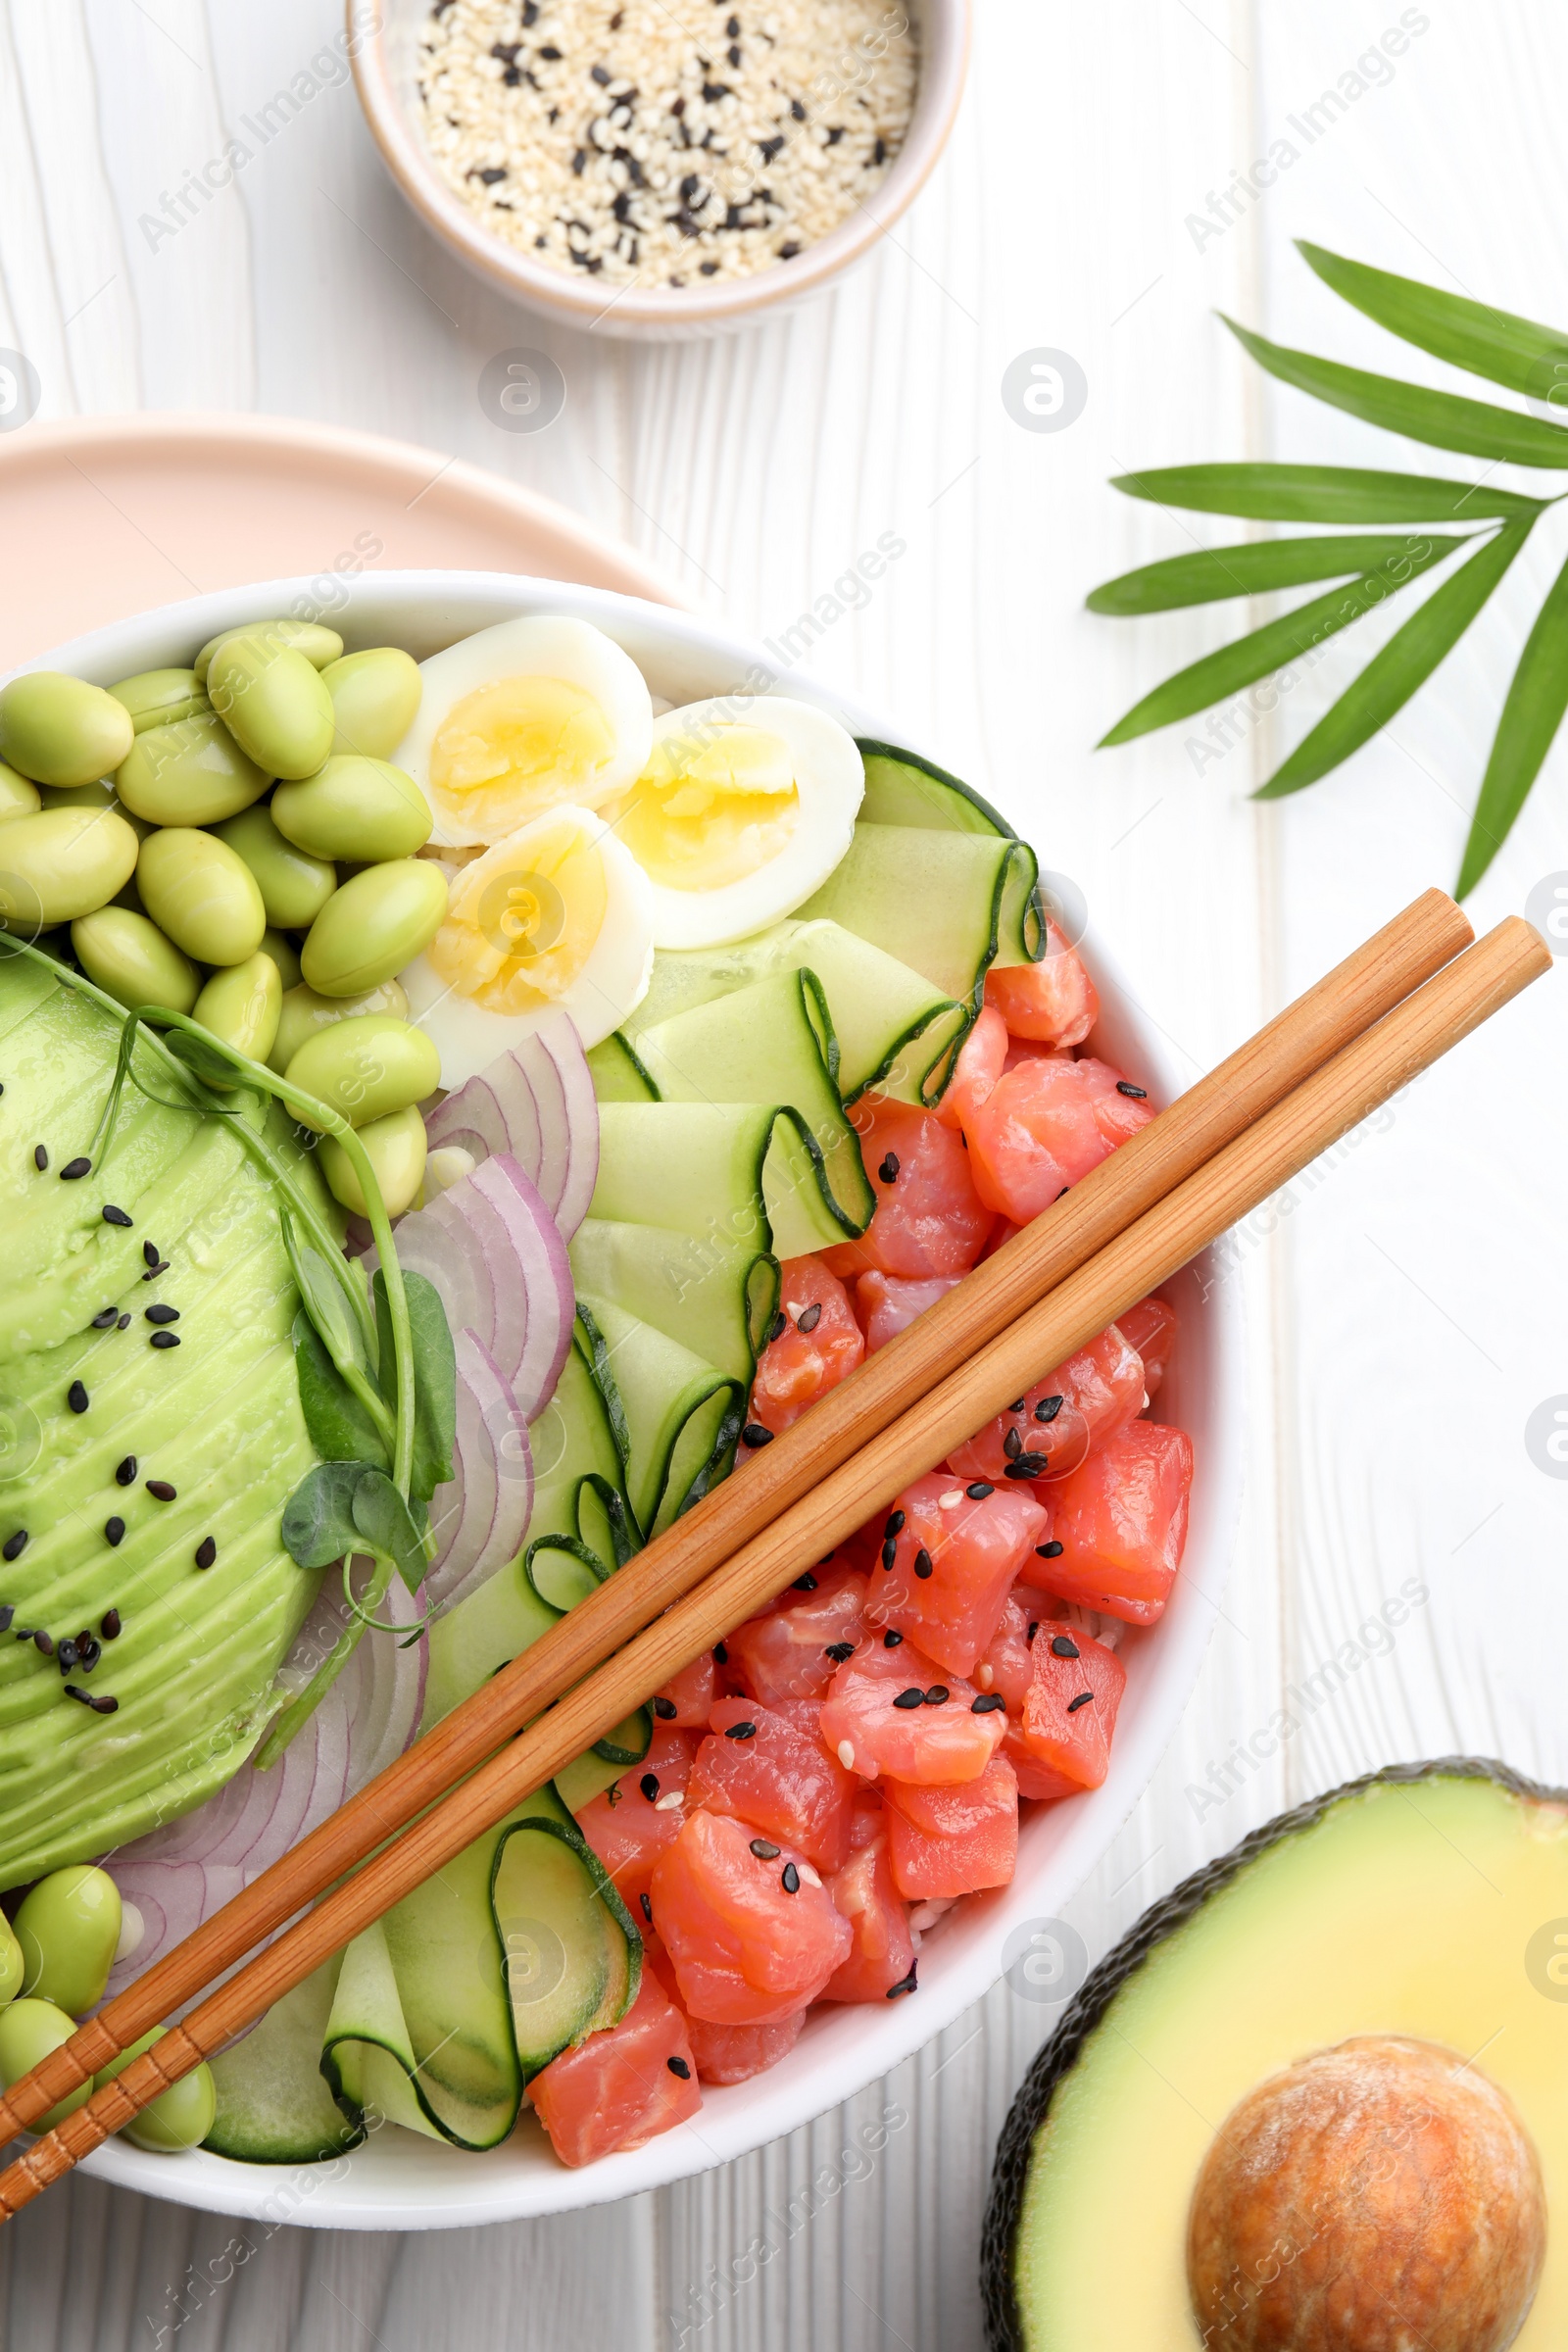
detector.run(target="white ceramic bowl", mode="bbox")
[15,572,1244,2228]
[349,0,970,340]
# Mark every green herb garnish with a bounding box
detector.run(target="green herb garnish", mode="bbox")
[1089,241,1568,894]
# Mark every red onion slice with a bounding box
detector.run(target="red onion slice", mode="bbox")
[423,1328,533,1615]
[423,1013,598,1242]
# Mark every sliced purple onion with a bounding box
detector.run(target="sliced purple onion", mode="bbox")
[423,1328,533,1614]
[423,1013,599,1242]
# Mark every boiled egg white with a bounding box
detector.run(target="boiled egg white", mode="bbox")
[394,616,654,849]
[602,695,863,951]
[399,806,655,1082]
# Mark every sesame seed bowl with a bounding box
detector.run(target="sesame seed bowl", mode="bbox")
[349,0,970,340]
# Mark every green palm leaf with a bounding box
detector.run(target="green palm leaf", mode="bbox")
[1256,520,1533,800]
[1457,548,1568,895]
[1108,464,1544,524]
[1298,241,1568,408]
[1089,533,1475,616]
[1100,538,1457,746]
[1223,317,1568,469]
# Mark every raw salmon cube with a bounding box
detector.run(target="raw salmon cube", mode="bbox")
[685,2009,807,2086]
[1018,1622,1126,1791]
[690,1698,857,1873]
[935,1004,1008,1129]
[823,1835,916,2001]
[1037,1420,1194,1624]
[574,1726,698,1904]
[965,1055,1154,1224]
[651,1809,852,2024]
[822,1096,991,1279]
[862,1470,1050,1675]
[1114,1293,1177,1397]
[975,1587,1064,1715]
[947,1321,1146,1488]
[726,1562,868,1706]
[653,1648,718,1728]
[883,1752,1019,1898]
[1004,1719,1084,1801]
[818,1637,1006,1785]
[984,921,1100,1047]
[748,1255,864,1436]
[855,1269,961,1353]
[527,1973,701,2167]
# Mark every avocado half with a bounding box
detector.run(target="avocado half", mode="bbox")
[982,1758,1568,2351]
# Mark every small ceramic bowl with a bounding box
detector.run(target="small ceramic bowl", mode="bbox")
[349,0,970,340]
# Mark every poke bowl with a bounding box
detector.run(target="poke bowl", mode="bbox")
[0,572,1244,2227]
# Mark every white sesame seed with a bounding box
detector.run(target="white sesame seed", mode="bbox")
[976,1662,994,1690]
[837,1740,856,1770]
[939,1489,962,1509]
[654,1788,686,1810]
[798,1862,822,1888]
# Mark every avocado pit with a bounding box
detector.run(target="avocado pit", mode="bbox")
[1186,2034,1544,2352]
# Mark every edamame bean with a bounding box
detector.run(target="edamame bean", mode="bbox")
[321,647,422,760]
[96,2031,218,2152]
[0,2000,90,2131]
[285,1013,440,1130]
[16,1865,122,2017]
[117,710,270,827]
[108,668,206,734]
[320,1101,428,1218]
[72,907,200,1015]
[0,672,134,788]
[0,1911,23,2006]
[207,638,334,781]
[194,619,343,683]
[137,828,266,966]
[259,927,303,991]
[192,952,282,1064]
[0,807,140,931]
[270,755,431,863]
[0,764,39,820]
[302,859,448,997]
[268,977,409,1074]
[215,804,337,929]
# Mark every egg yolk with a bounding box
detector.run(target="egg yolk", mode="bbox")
[426,814,609,1015]
[608,723,799,892]
[428,675,616,832]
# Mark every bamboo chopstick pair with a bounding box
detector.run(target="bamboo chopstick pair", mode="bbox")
[0,890,1546,2215]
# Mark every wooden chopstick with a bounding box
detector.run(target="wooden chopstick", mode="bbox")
[0,891,1465,2151]
[0,910,1544,2213]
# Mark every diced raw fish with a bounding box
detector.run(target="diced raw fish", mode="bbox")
[654,1648,718,1728]
[823,1096,991,1279]
[651,1809,852,2024]
[689,1698,856,1873]
[1036,1420,1194,1624]
[935,1004,1008,1130]
[748,1255,864,1437]
[947,1322,1146,1487]
[819,1638,1006,1785]
[965,1056,1154,1225]
[575,1726,698,1903]
[1017,1621,1126,1791]
[855,1269,961,1353]
[984,921,1100,1046]
[527,1973,701,2167]
[727,1562,868,1705]
[823,1836,916,2001]
[862,1470,1049,1675]
[1113,1293,1177,1396]
[883,1752,1019,1898]
[685,2009,807,2086]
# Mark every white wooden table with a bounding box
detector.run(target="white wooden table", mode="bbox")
[3,1,1566,2342]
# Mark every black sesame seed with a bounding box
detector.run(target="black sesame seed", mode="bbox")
[1004,1459,1047,1480]
[105,1518,124,1546]
[790,99,806,120]
[712,1642,728,1664]
[652,1694,678,1720]
[878,1152,900,1184]
[913,1547,934,1580]
[116,1456,137,1486]
[885,1962,918,1998]
[100,1608,121,1640]
[146,1480,176,1502]
[964,1482,993,1500]
[1116,1081,1148,1099]
[12,1629,29,1642]
[741,1422,773,1448]
[884,1510,906,1539]
[194,1537,217,1570]
[1051,1635,1080,1659]
[666,2054,691,2079]
[1035,1396,1064,1423]
[750,1838,780,1860]
[75,1636,100,1672]
[145,1304,178,1325]
[882,1629,903,1646]
[923,1686,950,1706]
[881,1539,897,1571]
[872,136,887,166]
[57,1640,78,1672]
[0,1607,11,1634]
[970,1692,1005,1713]
[60,1156,91,1180]
[724,1720,757,1740]
[65,1684,118,1713]
[1008,1399,1027,1415]
[824,1641,856,1663]
[765,1310,786,1344]
[892,1688,924,1709]
[725,13,739,32]
[640,1771,660,1800]
[1067,1690,1095,1713]
[67,1380,88,1414]
[116,1312,130,1331]
[1037,1540,1064,1559]
[142,1242,160,1268]
[101,1204,132,1228]
[140,1262,170,1281]
[793,1572,818,1592]
[150,1331,180,1350]
[91,1307,118,1329]
[590,61,612,83]
[1,1531,26,1563]
[702,80,730,100]
[33,1630,53,1656]
[32,1146,47,1171]
[780,1863,800,1893]
[796,1300,822,1334]
[639,1892,653,1922]
[779,239,801,258]
[1003,1428,1022,1460]
[539,42,562,57]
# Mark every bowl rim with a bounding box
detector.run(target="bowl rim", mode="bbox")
[347,0,972,334]
[21,569,1246,2228]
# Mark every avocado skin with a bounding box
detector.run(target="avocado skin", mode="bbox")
[0,959,331,1886]
[979,1756,1557,2352]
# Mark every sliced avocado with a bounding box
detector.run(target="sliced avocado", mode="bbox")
[0,958,328,1886]
[984,1760,1568,2352]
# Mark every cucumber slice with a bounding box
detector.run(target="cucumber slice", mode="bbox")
[491,1814,641,2077]
[856,740,1014,836]
[521,1335,638,1608]
[569,1214,778,1384]
[575,1295,745,1539]
[555,1702,652,1813]
[594,1704,653,1767]
[798,821,1045,1003]
[422,1548,562,1724]
[586,1031,658,1102]
[204,1957,360,2164]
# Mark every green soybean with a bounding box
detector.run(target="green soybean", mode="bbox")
[137,828,267,966]
[215,804,337,929]
[0,764,39,820]
[320,1100,428,1218]
[0,807,140,930]
[321,647,422,760]
[95,2029,218,2152]
[269,977,409,1074]
[72,907,200,1016]
[194,618,344,682]
[0,1910,23,2006]
[193,952,282,1064]
[285,1013,440,1130]
[302,858,448,997]
[0,672,134,788]
[108,667,206,734]
[207,638,335,781]
[0,1999,90,2131]
[117,710,270,827]
[16,1864,122,2017]
[259,927,304,992]
[270,755,431,863]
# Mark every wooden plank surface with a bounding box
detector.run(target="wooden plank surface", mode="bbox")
[2,1,1563,2344]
